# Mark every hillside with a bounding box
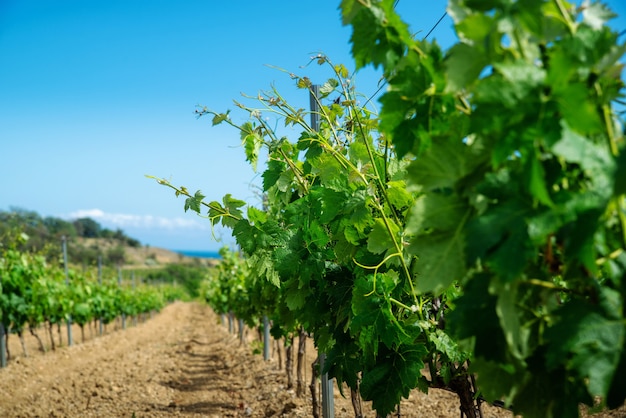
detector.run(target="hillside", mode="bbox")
[0,208,221,269]
[75,237,219,269]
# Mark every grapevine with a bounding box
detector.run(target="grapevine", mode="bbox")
[154,55,472,416]
[154,1,626,416]
[0,230,182,366]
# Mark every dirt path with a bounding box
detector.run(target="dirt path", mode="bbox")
[0,302,534,417]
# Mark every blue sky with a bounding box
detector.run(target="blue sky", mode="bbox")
[1,1,625,252]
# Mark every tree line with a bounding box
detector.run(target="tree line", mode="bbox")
[0,207,140,267]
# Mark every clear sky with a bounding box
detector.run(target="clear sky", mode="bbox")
[1,1,625,252]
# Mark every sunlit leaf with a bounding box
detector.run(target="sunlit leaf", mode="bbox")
[211,111,230,126]
[367,218,399,255]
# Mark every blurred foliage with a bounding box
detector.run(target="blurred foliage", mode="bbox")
[143,263,210,298]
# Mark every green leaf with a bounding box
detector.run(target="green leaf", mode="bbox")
[428,329,466,363]
[343,224,362,245]
[348,141,370,164]
[494,59,546,97]
[582,1,616,30]
[247,206,267,225]
[553,122,614,189]
[545,299,624,397]
[408,229,466,294]
[242,129,262,172]
[406,139,484,191]
[493,282,530,360]
[344,0,409,71]
[526,157,553,207]
[319,78,339,97]
[470,357,520,405]
[262,159,285,191]
[360,344,426,417]
[310,153,343,187]
[272,233,303,278]
[346,192,372,234]
[352,273,409,350]
[447,273,509,362]
[455,12,495,41]
[311,187,347,224]
[184,190,205,214]
[512,359,586,418]
[386,180,413,211]
[283,283,308,310]
[405,188,471,294]
[223,194,245,216]
[275,170,294,193]
[445,43,489,92]
[325,337,362,390]
[248,252,280,287]
[555,83,603,134]
[211,111,230,126]
[339,0,362,25]
[305,220,330,248]
[406,193,467,234]
[465,200,533,281]
[474,59,546,109]
[367,218,399,255]
[232,219,256,254]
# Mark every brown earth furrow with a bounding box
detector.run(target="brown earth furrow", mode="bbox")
[1,302,622,417]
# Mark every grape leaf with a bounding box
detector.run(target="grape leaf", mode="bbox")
[325,337,362,390]
[367,218,399,255]
[429,329,467,363]
[465,199,533,282]
[406,139,483,191]
[555,83,603,134]
[232,219,257,254]
[545,299,624,397]
[283,282,308,310]
[447,273,509,362]
[319,78,339,97]
[526,156,553,207]
[184,190,205,214]
[211,111,230,126]
[493,282,530,360]
[247,206,267,225]
[406,193,467,234]
[220,194,246,228]
[360,344,426,417]
[352,272,410,350]
[386,180,413,211]
[582,1,617,30]
[408,229,466,294]
[310,187,347,224]
[445,43,489,92]
[469,357,520,405]
[240,122,263,171]
[344,0,408,71]
[310,153,343,187]
[262,159,285,191]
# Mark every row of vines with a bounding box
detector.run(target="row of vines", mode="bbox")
[0,231,185,366]
[154,1,626,417]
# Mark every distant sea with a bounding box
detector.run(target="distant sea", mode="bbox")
[175,250,221,259]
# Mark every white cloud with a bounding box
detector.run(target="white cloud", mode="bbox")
[67,209,209,230]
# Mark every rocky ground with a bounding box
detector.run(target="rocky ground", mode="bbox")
[0,302,622,418]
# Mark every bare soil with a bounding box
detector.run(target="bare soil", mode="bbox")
[0,302,622,418]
